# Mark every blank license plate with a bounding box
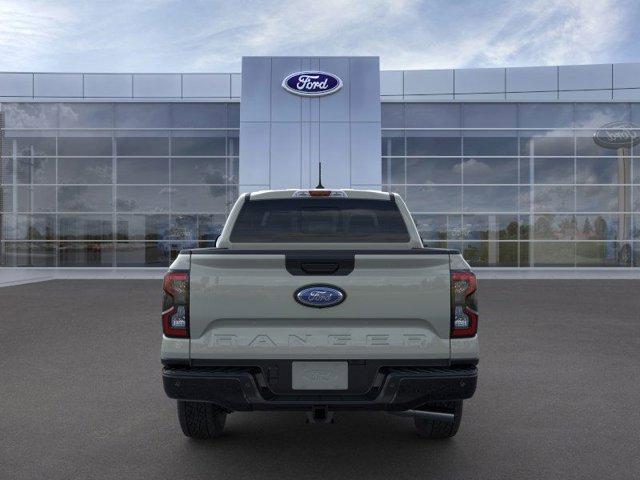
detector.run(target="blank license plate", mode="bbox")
[292,362,348,390]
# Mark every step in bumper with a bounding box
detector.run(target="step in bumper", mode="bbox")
[162,365,477,411]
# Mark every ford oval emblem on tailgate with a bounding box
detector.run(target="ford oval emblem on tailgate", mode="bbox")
[295,285,345,308]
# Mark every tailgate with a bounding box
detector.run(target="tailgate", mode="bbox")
[189,252,451,360]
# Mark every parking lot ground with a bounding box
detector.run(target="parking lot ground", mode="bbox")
[1,279,639,480]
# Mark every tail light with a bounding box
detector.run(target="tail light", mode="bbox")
[450,271,478,338]
[162,271,189,338]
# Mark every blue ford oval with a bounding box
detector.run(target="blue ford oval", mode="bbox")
[295,285,345,308]
[282,71,343,97]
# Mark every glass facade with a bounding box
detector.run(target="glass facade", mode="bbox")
[382,103,640,267]
[0,102,239,266]
[1,100,639,268]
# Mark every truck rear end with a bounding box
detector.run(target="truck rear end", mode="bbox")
[161,189,478,439]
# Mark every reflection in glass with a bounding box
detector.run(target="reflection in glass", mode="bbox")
[461,215,518,240]
[575,214,628,241]
[16,157,56,184]
[406,104,460,128]
[116,136,169,156]
[1,242,56,267]
[405,186,462,213]
[518,104,573,129]
[463,136,518,156]
[170,103,227,128]
[59,214,113,240]
[534,158,574,184]
[412,214,462,241]
[115,242,170,267]
[171,134,226,156]
[382,158,405,184]
[17,186,56,212]
[58,186,113,212]
[2,103,58,128]
[381,131,404,156]
[534,186,574,212]
[116,158,169,184]
[171,186,228,213]
[59,242,114,267]
[576,157,628,184]
[576,186,629,212]
[13,215,55,240]
[171,158,227,184]
[406,158,461,184]
[3,137,56,156]
[576,242,631,267]
[116,186,170,213]
[533,214,575,240]
[532,242,575,267]
[382,104,404,128]
[406,132,461,156]
[58,158,112,184]
[58,104,113,128]
[58,137,113,156]
[462,157,517,184]
[114,104,170,128]
[463,242,518,267]
[519,135,573,156]
[116,214,170,241]
[463,186,518,212]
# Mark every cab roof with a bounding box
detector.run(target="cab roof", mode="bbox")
[247,189,393,201]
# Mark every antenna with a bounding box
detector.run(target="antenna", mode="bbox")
[316,161,324,189]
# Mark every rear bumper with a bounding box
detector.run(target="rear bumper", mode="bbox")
[162,364,477,411]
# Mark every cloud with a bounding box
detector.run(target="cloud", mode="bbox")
[0,0,637,72]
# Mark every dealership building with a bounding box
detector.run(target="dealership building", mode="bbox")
[1,56,639,269]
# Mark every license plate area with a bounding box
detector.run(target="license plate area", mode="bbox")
[291,361,348,390]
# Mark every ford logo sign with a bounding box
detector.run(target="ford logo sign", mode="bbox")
[295,285,345,308]
[282,71,343,97]
[593,121,640,149]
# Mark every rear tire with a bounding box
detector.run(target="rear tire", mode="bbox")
[177,401,227,439]
[413,400,463,439]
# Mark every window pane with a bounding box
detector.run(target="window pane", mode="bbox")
[171,103,227,128]
[170,214,227,245]
[576,157,628,184]
[463,104,516,128]
[413,214,462,241]
[17,186,56,212]
[518,104,573,129]
[519,134,574,156]
[116,136,168,156]
[462,215,519,240]
[1,242,56,267]
[405,186,462,212]
[576,186,630,212]
[2,103,58,128]
[115,242,171,267]
[116,158,169,184]
[3,136,56,156]
[534,186,575,212]
[116,214,170,240]
[58,137,113,156]
[59,242,114,267]
[576,242,631,267]
[16,157,56,184]
[407,132,461,156]
[114,104,170,128]
[633,158,640,183]
[576,135,625,156]
[1,157,11,183]
[463,135,518,156]
[381,131,404,156]
[381,103,404,128]
[533,214,576,240]
[531,242,575,266]
[574,103,630,128]
[171,134,226,156]
[171,158,227,184]
[463,242,518,267]
[463,157,517,184]
[463,186,518,212]
[116,186,170,212]
[58,186,113,212]
[576,214,629,241]
[171,185,228,213]
[59,214,113,240]
[406,104,460,128]
[534,158,574,184]
[228,104,240,127]
[58,158,112,184]
[58,103,113,128]
[382,158,405,184]
[406,158,461,184]
[1,186,12,211]
[14,214,55,240]
[227,130,239,157]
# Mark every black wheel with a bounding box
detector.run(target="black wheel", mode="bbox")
[177,401,227,439]
[413,400,463,439]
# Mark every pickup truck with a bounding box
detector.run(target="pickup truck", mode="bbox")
[161,189,478,439]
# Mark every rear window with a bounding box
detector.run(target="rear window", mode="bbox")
[230,198,410,243]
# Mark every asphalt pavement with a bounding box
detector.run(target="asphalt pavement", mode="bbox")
[1,279,639,480]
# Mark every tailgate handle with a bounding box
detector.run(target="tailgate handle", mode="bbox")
[301,262,339,274]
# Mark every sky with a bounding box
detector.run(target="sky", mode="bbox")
[0,0,638,73]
